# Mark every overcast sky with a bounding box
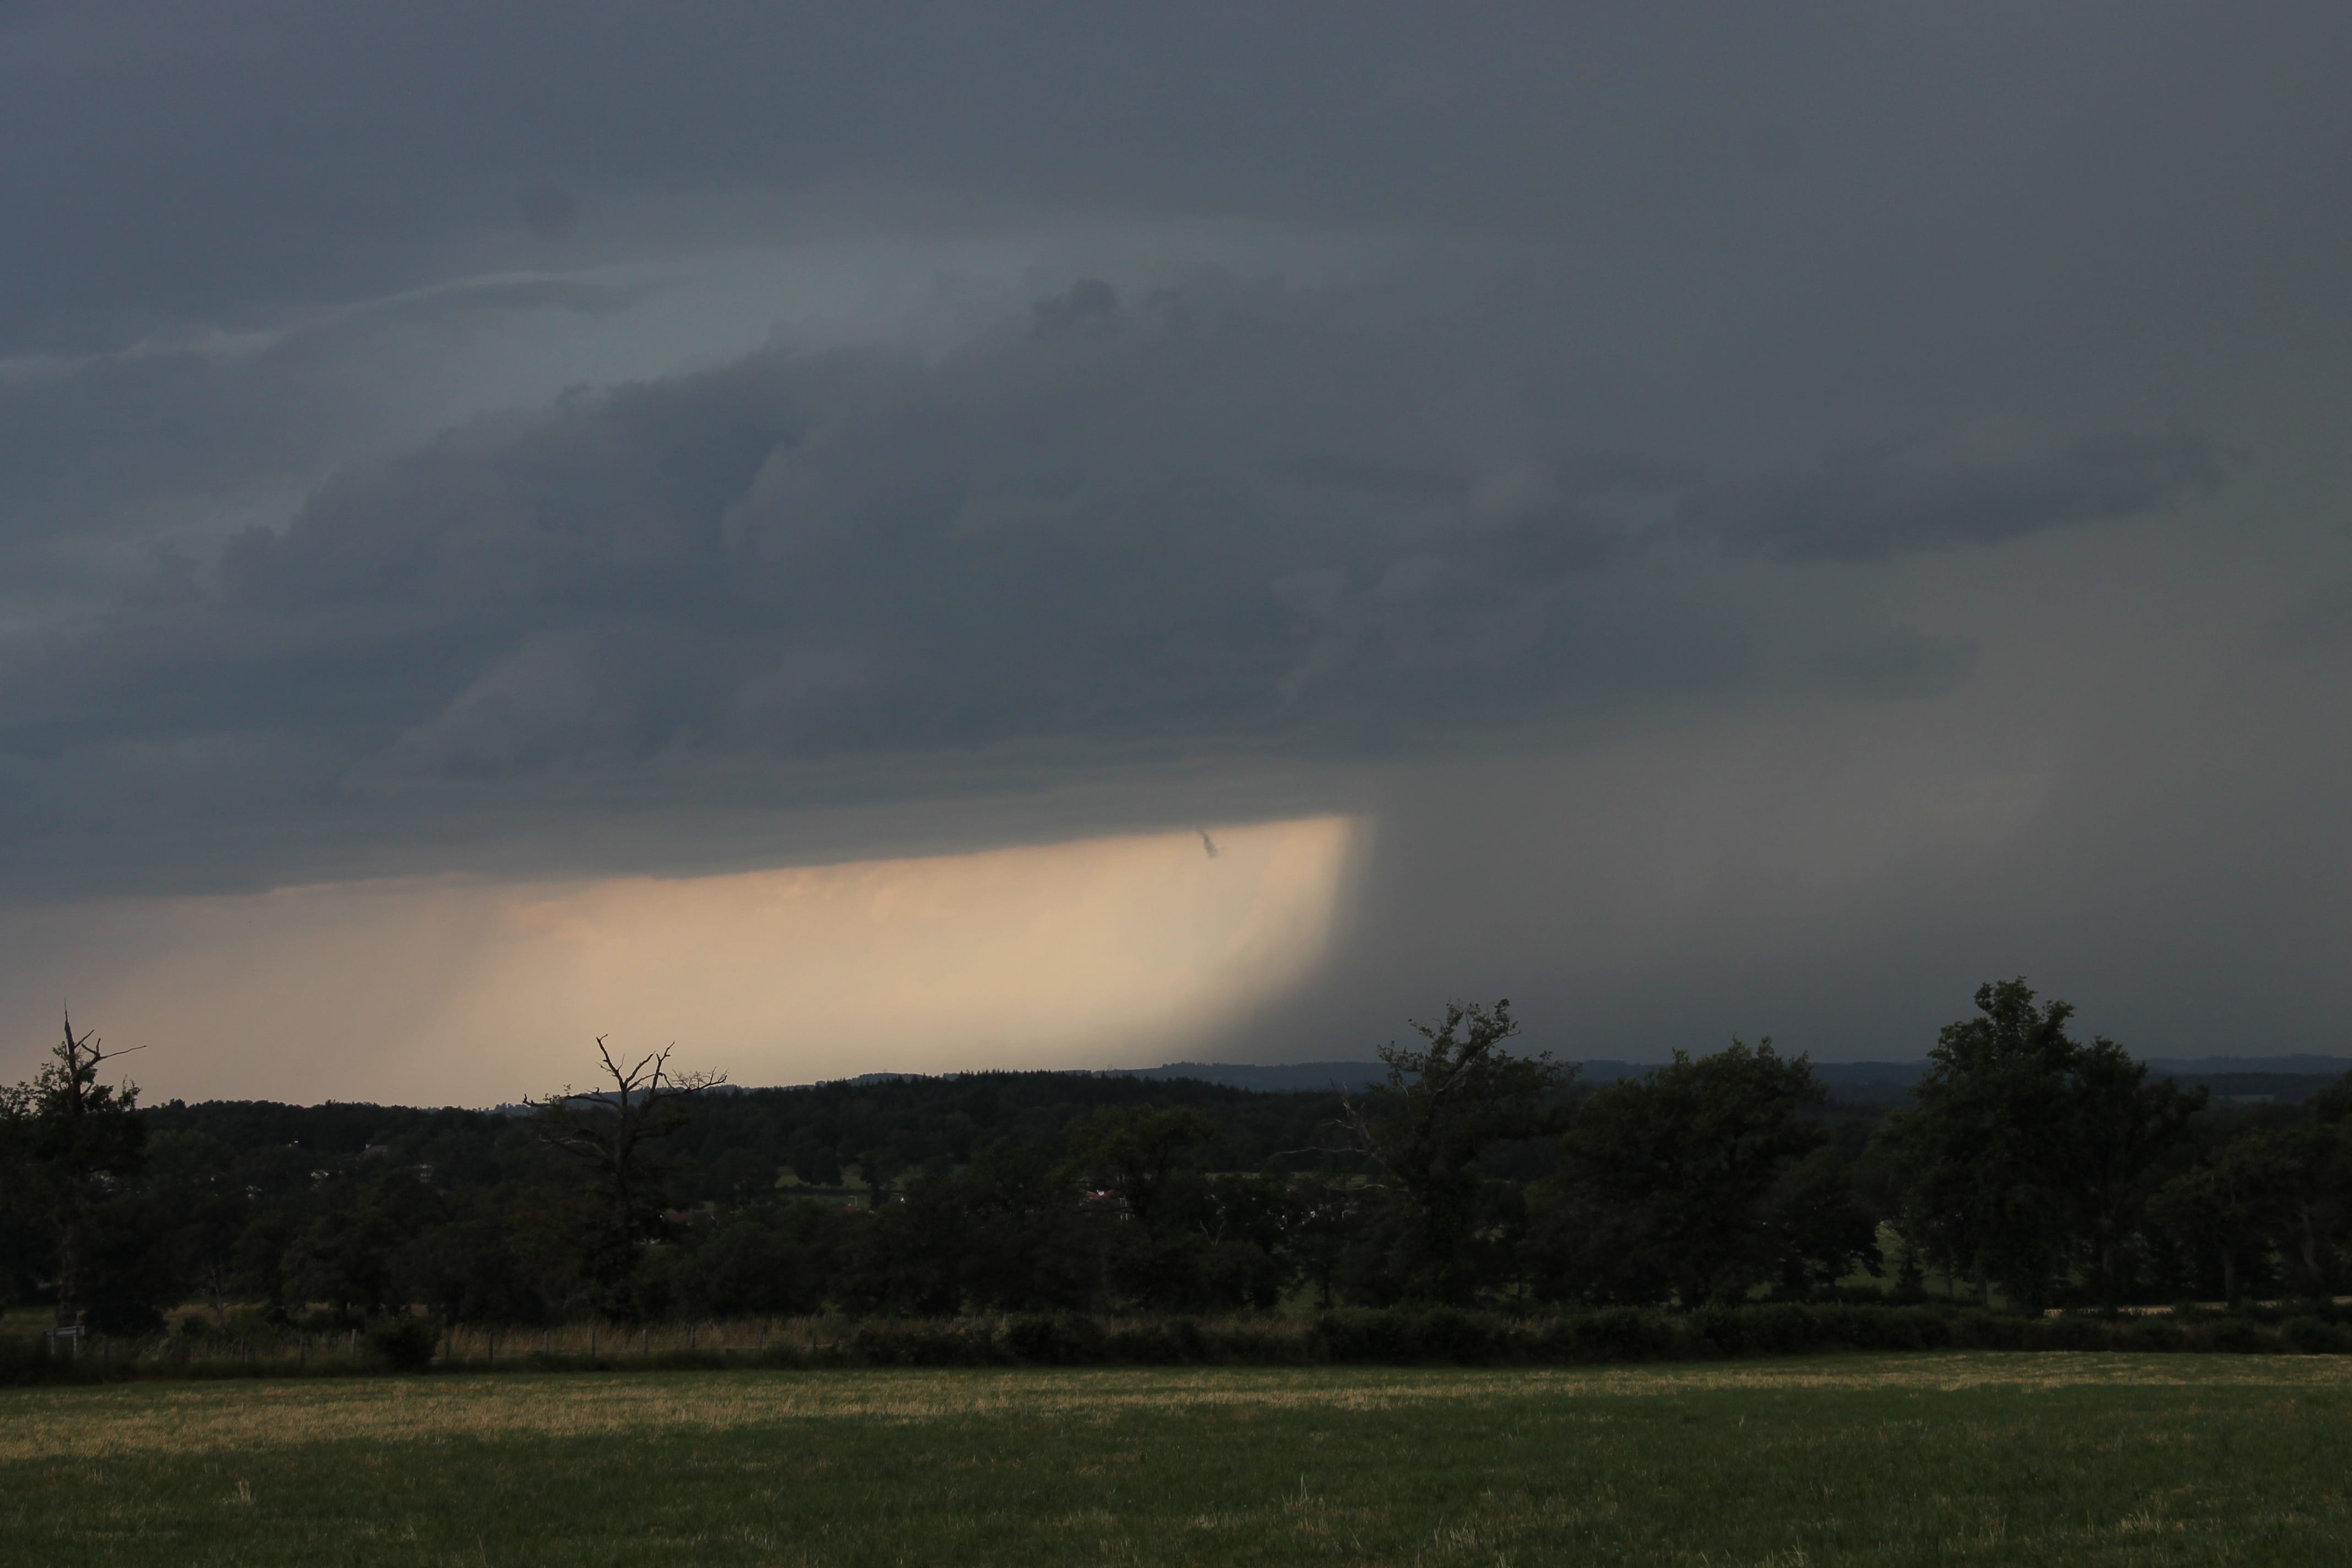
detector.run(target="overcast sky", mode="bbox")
[4,3,2349,1098]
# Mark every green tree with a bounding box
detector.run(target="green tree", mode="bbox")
[950,1140,1105,1313]
[1326,1000,1569,1303]
[1874,978,2201,1310]
[1194,1173,1292,1310]
[2157,1085,2352,1302]
[669,1202,849,1319]
[0,1014,151,1330]
[146,1130,249,1327]
[1070,1106,1227,1308]
[284,1169,446,1321]
[2068,1037,2205,1310]
[1550,1039,1859,1305]
[1874,981,2083,1306]
[1762,1144,1884,1299]
[76,1193,183,1336]
[1069,1106,1218,1229]
[406,1200,552,1329]
[834,1141,1106,1315]
[832,1164,966,1316]
[1275,1174,1366,1310]
[2152,1128,2295,1307]
[228,1208,304,1317]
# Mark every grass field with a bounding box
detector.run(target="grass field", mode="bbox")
[3,1354,2348,1566]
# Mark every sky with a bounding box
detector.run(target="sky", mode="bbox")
[3,3,2349,1102]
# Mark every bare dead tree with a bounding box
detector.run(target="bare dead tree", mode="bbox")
[526,1039,723,1312]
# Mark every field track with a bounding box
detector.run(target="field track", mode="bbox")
[4,1352,2348,1566]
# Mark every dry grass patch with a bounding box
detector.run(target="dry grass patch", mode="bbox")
[8,1351,2348,1465]
[4,1354,2350,1565]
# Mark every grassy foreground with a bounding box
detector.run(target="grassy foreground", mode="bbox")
[2,1354,2347,1566]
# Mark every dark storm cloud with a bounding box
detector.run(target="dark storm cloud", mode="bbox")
[3,1,2350,1060]
[6,3,2348,361]
[1680,433,2229,562]
[0,274,650,598]
[2264,579,2352,660]
[519,184,579,241]
[0,275,1999,893]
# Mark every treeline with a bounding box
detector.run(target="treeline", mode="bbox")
[17,1302,2352,1390]
[5,981,2351,1341]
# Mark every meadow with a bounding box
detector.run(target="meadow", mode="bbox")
[2,1353,2348,1566]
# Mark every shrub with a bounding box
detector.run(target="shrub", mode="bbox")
[1308,1308,1512,1364]
[1570,1307,1671,1361]
[1947,1310,2027,1351]
[367,1316,442,1372]
[1006,1313,1107,1365]
[0,1335,61,1387]
[847,1319,1000,1366]
[2036,1314,2108,1351]
[1098,1317,1212,1365]
[2120,1317,2187,1352]
[1404,1308,1501,1364]
[1695,1303,1821,1357]
[1808,1304,1946,1352]
[2279,1316,2350,1355]
[1686,1305,1740,1353]
[2187,1316,2268,1354]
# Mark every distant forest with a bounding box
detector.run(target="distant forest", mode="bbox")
[6,980,2351,1338]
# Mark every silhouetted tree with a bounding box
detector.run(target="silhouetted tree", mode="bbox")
[1874,981,2086,1306]
[2068,1037,2205,1310]
[1276,1174,1365,1309]
[407,1200,551,1329]
[0,1014,152,1330]
[668,1202,850,1319]
[530,1039,724,1319]
[832,1141,1106,1315]
[284,1169,445,1321]
[1070,1106,1218,1228]
[1874,979,2202,1310]
[1549,1039,1860,1305]
[951,1140,1105,1313]
[1761,1145,1883,1299]
[833,1162,966,1315]
[42,990,2352,1332]
[2153,1129,2293,1307]
[1321,1000,1570,1303]
[2157,1086,2352,1300]
[146,1130,249,1327]
[1071,1106,1237,1307]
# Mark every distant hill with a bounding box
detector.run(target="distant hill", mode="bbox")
[1098,1059,1931,1096]
[2146,1055,2352,1076]
[1098,1061,1390,1092]
[1091,1054,2352,1104]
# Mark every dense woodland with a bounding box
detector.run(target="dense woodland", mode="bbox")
[6,980,2351,1340]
